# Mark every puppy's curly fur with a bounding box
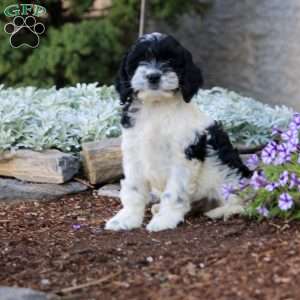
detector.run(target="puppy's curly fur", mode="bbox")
[106,33,252,232]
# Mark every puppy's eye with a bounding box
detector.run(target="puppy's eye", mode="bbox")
[160,63,173,73]
[139,61,148,66]
[170,58,184,69]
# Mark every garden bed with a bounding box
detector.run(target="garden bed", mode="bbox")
[1,191,300,300]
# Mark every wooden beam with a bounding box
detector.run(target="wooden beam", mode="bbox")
[81,138,123,185]
[139,0,146,37]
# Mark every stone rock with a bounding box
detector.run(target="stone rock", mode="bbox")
[0,149,79,184]
[0,178,88,202]
[0,287,56,300]
[97,183,120,198]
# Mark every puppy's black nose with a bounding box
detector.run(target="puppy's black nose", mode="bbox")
[146,73,161,84]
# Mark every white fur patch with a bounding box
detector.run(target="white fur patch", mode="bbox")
[140,32,165,41]
[131,64,179,98]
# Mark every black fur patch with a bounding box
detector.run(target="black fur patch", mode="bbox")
[207,122,252,178]
[185,122,252,179]
[185,132,207,161]
[120,103,134,128]
[120,102,141,129]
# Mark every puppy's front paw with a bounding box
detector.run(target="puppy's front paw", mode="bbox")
[105,208,144,231]
[146,212,183,232]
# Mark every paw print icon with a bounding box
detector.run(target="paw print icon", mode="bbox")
[4,16,45,48]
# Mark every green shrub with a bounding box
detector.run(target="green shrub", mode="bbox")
[0,0,207,88]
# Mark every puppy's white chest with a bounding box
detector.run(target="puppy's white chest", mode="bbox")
[140,119,174,191]
[131,100,213,192]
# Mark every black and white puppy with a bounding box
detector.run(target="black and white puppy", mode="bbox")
[105,32,252,232]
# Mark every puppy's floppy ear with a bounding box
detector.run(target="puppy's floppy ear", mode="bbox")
[115,52,133,105]
[181,49,204,103]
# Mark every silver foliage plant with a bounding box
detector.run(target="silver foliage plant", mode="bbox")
[0,84,294,154]
[195,87,294,146]
[0,83,120,153]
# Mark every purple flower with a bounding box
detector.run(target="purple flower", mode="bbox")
[281,129,298,142]
[265,182,279,192]
[268,141,278,151]
[246,154,260,170]
[274,154,290,165]
[250,171,268,190]
[278,193,293,211]
[257,206,269,217]
[261,146,276,165]
[289,173,300,189]
[279,171,289,186]
[277,143,288,153]
[289,113,300,130]
[274,144,291,165]
[222,184,235,201]
[286,136,299,152]
[72,224,81,230]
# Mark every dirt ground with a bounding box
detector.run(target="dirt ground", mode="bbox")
[1,191,300,300]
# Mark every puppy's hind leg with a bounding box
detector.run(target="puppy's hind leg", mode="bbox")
[205,194,245,220]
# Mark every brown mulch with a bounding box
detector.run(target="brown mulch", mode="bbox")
[1,191,300,300]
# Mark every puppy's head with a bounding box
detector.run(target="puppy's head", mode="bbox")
[115,32,203,105]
